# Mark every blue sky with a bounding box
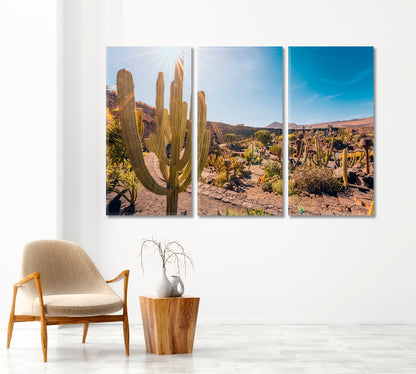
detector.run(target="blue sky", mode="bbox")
[289,47,374,125]
[107,47,192,108]
[198,47,283,127]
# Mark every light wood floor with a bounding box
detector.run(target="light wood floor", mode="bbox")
[2,324,416,373]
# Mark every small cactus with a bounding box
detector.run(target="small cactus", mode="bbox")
[368,201,374,216]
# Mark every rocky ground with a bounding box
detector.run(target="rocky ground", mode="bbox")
[198,164,283,216]
[106,155,283,216]
[106,154,372,217]
[289,163,374,216]
[106,153,192,216]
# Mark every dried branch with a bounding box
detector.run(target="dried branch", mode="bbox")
[139,238,194,277]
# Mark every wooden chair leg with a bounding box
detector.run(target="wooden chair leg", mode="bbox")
[40,317,48,362]
[123,315,130,356]
[7,286,18,348]
[6,317,14,349]
[35,276,47,362]
[82,323,89,343]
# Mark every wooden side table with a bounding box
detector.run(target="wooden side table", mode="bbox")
[139,296,200,355]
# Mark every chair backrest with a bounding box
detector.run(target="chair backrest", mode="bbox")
[20,240,114,307]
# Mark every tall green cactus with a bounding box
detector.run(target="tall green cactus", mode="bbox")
[198,91,210,180]
[342,148,348,187]
[116,53,210,215]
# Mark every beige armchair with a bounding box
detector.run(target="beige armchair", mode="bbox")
[6,239,130,362]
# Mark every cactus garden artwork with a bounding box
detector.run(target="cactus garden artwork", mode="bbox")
[106,46,373,217]
[288,47,374,216]
[106,47,196,215]
[197,47,283,216]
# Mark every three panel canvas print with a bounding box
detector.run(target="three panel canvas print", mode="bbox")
[106,46,374,217]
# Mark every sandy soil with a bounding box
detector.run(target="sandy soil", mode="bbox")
[106,153,192,216]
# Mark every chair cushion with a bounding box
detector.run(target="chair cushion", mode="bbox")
[32,293,123,317]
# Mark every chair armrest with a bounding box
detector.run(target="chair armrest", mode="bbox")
[106,270,129,311]
[106,270,130,284]
[10,272,46,320]
[14,272,40,287]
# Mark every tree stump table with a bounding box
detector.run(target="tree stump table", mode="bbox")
[139,296,200,355]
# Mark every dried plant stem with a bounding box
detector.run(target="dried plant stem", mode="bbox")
[139,239,194,277]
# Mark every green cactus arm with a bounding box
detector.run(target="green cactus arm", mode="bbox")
[158,160,169,182]
[198,130,210,178]
[155,72,164,129]
[116,69,167,196]
[169,54,185,166]
[178,159,192,183]
[154,76,170,156]
[145,134,170,166]
[178,162,192,193]
[303,144,309,165]
[197,91,211,179]
[169,82,180,165]
[323,136,335,167]
[136,109,144,139]
[160,108,171,146]
[176,95,192,171]
[177,124,192,171]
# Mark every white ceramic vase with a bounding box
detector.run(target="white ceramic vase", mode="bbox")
[170,275,185,297]
[156,267,172,297]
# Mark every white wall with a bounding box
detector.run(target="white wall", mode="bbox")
[2,0,414,325]
[0,1,56,321]
[58,0,416,324]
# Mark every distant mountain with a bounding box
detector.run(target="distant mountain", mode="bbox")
[266,121,283,129]
[289,117,374,130]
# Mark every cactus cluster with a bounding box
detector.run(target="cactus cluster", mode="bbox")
[335,150,365,168]
[116,52,210,215]
[311,135,335,167]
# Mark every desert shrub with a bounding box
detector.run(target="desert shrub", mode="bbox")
[213,155,225,173]
[106,119,128,165]
[288,133,297,142]
[245,148,261,165]
[225,133,237,143]
[262,180,273,192]
[255,130,272,146]
[269,144,282,160]
[213,171,228,187]
[106,163,141,205]
[288,180,296,196]
[217,207,270,216]
[230,157,246,176]
[263,161,282,179]
[288,145,296,156]
[291,166,343,195]
[272,179,283,195]
[205,153,217,168]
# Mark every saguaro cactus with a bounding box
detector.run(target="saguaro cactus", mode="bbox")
[116,52,210,215]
